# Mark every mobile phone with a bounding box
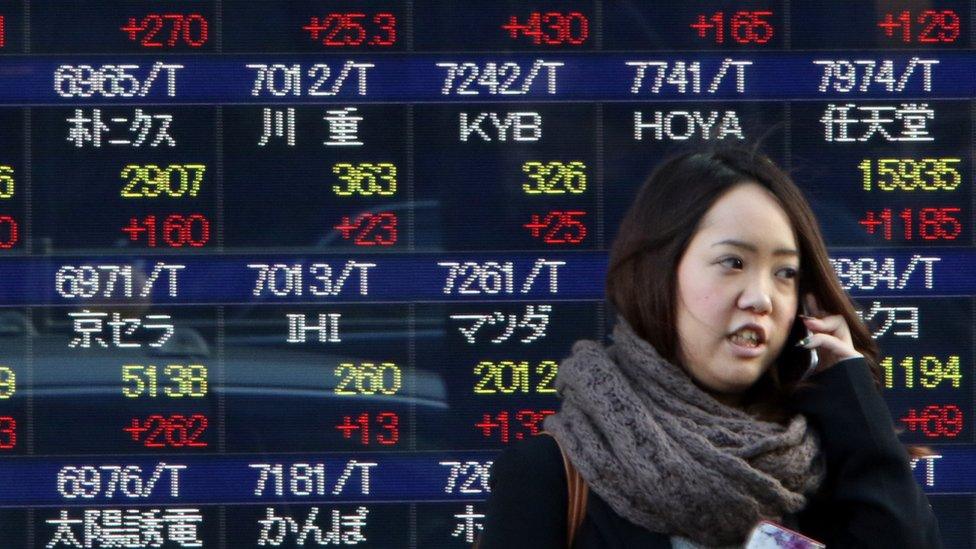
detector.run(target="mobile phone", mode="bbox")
[798,304,819,381]
[745,521,825,548]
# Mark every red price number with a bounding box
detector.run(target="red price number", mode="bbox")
[501,12,589,45]
[335,412,399,446]
[0,215,18,249]
[524,211,587,244]
[878,10,960,43]
[858,207,961,241]
[121,14,209,48]
[303,13,396,47]
[0,416,14,449]
[899,405,963,438]
[475,409,556,443]
[123,213,210,247]
[690,11,774,44]
[335,212,397,246]
[123,414,208,448]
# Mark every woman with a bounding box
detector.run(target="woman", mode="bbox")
[476,147,942,548]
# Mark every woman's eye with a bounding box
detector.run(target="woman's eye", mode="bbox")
[719,257,743,269]
[777,267,799,279]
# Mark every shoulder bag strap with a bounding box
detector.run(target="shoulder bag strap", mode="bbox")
[539,431,589,547]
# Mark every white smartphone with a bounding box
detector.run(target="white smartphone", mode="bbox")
[798,303,819,381]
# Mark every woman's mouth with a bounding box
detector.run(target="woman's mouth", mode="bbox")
[726,326,767,357]
[729,330,761,347]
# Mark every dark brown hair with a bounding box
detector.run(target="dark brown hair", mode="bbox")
[606,145,879,409]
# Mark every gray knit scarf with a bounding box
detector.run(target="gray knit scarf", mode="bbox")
[543,318,824,547]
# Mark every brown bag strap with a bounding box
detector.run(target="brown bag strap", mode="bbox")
[540,432,589,547]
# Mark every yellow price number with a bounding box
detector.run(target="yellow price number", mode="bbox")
[334,362,402,395]
[122,364,208,398]
[0,366,14,399]
[332,163,397,196]
[474,360,557,394]
[522,161,587,195]
[0,165,14,199]
[120,164,206,198]
[858,158,961,192]
[880,355,961,389]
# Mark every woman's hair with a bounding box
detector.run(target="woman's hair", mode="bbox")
[606,145,879,409]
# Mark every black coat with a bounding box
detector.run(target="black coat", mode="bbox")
[477,358,943,548]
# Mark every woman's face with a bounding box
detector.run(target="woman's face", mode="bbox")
[675,182,800,402]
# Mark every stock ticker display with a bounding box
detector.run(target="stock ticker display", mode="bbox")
[0,0,974,547]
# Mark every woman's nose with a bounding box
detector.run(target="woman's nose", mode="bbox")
[738,278,773,314]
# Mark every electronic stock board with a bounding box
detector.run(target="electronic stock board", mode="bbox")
[0,1,973,547]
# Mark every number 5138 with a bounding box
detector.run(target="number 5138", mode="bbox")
[122,364,208,398]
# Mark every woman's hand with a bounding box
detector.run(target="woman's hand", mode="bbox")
[796,294,863,371]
